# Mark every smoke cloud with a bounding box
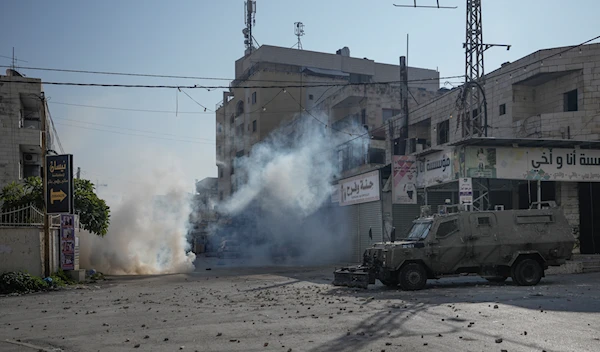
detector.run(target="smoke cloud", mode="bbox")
[79,166,196,275]
[214,113,369,265]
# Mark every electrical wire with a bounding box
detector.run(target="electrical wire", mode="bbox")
[52,117,215,141]
[54,122,216,145]
[49,101,206,114]
[0,75,464,90]
[178,88,213,112]
[1,64,458,85]
[45,100,65,154]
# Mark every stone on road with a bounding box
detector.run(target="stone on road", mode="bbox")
[0,264,599,351]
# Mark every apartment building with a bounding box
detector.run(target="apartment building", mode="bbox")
[0,69,53,190]
[400,43,600,254]
[215,45,440,201]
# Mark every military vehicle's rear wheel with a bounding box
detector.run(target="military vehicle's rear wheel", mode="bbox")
[398,263,427,291]
[512,258,543,286]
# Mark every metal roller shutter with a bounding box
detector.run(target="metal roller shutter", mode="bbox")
[346,205,360,263]
[392,204,421,238]
[358,201,383,261]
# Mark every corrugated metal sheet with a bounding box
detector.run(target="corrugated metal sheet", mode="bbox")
[358,201,383,261]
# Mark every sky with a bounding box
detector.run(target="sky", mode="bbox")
[1,0,599,205]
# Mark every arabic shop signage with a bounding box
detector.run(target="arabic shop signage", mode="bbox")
[45,154,74,214]
[416,150,453,188]
[464,146,600,182]
[339,170,380,206]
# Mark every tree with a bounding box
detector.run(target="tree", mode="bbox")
[0,176,110,236]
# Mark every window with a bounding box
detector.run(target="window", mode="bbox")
[309,94,314,100]
[499,103,506,116]
[252,92,257,105]
[361,109,366,125]
[252,120,257,132]
[436,220,458,238]
[382,109,402,123]
[236,100,244,116]
[477,217,491,226]
[437,120,449,145]
[564,89,578,112]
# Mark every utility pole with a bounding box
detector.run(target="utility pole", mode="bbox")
[398,56,409,155]
[76,167,81,179]
[41,92,50,277]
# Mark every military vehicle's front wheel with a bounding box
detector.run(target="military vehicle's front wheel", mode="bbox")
[512,258,543,286]
[398,263,427,291]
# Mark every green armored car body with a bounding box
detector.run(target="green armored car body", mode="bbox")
[333,202,575,290]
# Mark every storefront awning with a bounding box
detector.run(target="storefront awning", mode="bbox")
[450,137,600,150]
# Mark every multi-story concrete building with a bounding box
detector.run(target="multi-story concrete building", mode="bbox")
[0,69,53,190]
[397,42,600,254]
[215,45,440,201]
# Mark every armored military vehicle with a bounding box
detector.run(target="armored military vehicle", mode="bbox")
[333,202,575,290]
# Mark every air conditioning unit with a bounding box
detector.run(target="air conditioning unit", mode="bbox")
[23,153,39,164]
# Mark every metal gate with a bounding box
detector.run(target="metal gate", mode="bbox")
[357,201,383,262]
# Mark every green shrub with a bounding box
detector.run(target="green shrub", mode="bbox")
[53,269,75,285]
[0,272,47,294]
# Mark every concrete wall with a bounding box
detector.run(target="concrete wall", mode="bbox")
[0,227,44,276]
[557,182,579,236]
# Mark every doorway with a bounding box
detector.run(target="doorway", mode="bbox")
[578,182,600,254]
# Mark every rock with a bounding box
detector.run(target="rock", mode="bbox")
[524,331,527,335]
[386,342,392,346]
[264,343,269,347]
[144,335,150,339]
[134,344,140,348]
[217,333,222,337]
[495,338,503,343]
[494,305,499,309]
[164,338,169,341]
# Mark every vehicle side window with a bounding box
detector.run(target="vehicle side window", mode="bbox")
[436,220,459,238]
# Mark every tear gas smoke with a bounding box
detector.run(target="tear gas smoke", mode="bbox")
[215,114,369,265]
[79,167,196,275]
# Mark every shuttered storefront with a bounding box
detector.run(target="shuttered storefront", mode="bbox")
[358,201,383,260]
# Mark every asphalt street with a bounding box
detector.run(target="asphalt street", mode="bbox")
[1,259,599,352]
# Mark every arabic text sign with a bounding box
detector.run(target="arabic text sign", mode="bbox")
[465,147,600,181]
[60,214,75,270]
[46,154,74,214]
[339,170,380,206]
[331,184,340,203]
[416,150,453,188]
[459,178,473,205]
[392,155,417,204]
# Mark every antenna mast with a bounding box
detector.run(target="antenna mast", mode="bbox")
[243,1,257,55]
[294,22,305,50]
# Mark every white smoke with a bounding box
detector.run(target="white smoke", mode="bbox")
[79,167,196,275]
[216,113,369,265]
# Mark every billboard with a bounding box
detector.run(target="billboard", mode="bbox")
[392,155,417,204]
[60,214,75,270]
[464,147,600,182]
[416,149,454,188]
[339,170,380,206]
[45,154,74,214]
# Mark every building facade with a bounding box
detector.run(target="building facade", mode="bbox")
[0,69,53,190]
[215,45,440,201]
[399,43,600,254]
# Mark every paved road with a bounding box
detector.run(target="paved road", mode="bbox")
[1,261,599,352]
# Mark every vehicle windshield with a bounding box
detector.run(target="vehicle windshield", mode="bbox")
[405,221,432,240]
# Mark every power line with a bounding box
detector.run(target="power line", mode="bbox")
[178,88,213,112]
[49,101,206,114]
[1,64,446,85]
[52,117,215,141]
[45,100,65,154]
[53,122,216,145]
[0,75,461,90]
